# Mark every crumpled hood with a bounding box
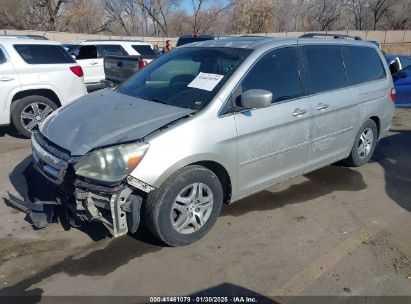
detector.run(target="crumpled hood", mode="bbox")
[40,89,194,156]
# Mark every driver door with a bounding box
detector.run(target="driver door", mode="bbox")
[234,47,313,197]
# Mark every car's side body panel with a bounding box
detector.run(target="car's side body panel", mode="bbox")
[130,39,394,203]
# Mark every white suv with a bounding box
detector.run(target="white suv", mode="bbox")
[0,39,87,137]
[68,40,157,88]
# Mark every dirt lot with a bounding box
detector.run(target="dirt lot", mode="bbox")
[0,109,410,300]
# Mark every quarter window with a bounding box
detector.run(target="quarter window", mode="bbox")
[348,46,386,84]
[74,45,97,60]
[241,47,302,103]
[0,47,6,64]
[302,45,347,94]
[97,45,127,57]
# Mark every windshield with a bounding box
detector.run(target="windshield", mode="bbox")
[115,47,252,111]
[398,65,411,75]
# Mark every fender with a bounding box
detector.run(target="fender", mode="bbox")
[5,84,64,114]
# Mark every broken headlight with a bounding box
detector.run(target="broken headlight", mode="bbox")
[75,142,149,183]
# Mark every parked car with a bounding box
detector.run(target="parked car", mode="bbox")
[393,65,411,107]
[28,35,394,246]
[176,35,216,47]
[0,34,48,40]
[68,40,156,89]
[103,52,159,86]
[385,54,411,74]
[0,38,87,137]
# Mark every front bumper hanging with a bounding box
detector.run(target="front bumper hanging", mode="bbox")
[6,183,143,237]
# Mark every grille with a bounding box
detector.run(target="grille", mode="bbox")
[31,135,68,184]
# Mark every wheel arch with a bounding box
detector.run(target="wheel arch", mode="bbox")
[369,116,381,138]
[11,89,62,109]
[190,160,232,204]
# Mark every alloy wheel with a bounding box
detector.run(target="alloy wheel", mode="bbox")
[357,127,374,159]
[170,182,214,234]
[20,102,54,133]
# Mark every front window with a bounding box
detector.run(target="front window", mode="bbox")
[115,47,252,111]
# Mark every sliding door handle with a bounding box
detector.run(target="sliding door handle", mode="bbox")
[292,109,307,117]
[315,103,329,111]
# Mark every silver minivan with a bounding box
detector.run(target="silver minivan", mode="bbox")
[30,36,395,246]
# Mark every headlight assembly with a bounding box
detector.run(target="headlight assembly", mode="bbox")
[75,142,149,183]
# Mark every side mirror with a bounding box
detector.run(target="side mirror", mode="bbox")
[241,89,272,109]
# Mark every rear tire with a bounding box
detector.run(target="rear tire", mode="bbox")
[11,95,58,138]
[344,119,378,167]
[144,165,223,246]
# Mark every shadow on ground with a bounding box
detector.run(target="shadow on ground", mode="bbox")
[0,125,26,139]
[372,130,411,212]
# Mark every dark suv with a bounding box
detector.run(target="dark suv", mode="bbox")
[176,35,216,47]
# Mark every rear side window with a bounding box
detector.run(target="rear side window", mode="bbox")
[14,44,75,64]
[132,45,156,56]
[74,45,97,60]
[97,45,127,57]
[241,47,302,103]
[348,46,386,84]
[0,47,6,64]
[302,45,346,94]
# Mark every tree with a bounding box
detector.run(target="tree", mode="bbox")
[369,0,392,30]
[348,0,369,30]
[64,0,113,34]
[137,0,178,36]
[189,0,229,35]
[307,0,342,31]
[384,0,411,30]
[231,0,275,34]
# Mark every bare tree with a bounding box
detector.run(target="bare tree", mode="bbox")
[137,0,178,36]
[307,0,342,31]
[231,0,275,34]
[0,0,27,29]
[105,0,135,35]
[189,0,229,35]
[384,0,411,30]
[348,0,369,30]
[369,0,392,30]
[64,0,113,34]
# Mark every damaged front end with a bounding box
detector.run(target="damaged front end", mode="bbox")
[8,132,154,237]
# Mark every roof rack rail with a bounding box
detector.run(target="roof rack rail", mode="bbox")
[299,33,362,41]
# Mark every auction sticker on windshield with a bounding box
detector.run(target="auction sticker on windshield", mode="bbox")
[188,72,224,91]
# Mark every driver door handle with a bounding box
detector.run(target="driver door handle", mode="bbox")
[292,108,307,117]
[0,76,15,82]
[315,103,329,111]
[89,62,98,65]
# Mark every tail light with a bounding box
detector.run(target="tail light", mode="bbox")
[138,60,148,70]
[390,88,396,103]
[70,66,84,77]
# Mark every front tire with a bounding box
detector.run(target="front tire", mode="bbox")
[345,119,378,167]
[144,165,223,246]
[11,95,58,138]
